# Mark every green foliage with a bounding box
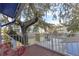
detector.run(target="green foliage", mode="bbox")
[33,26,39,32]
[33,19,54,32]
[67,33,75,37]
[2,28,11,43]
[35,33,40,42]
[67,19,79,32]
[7,29,17,35]
[66,4,79,32]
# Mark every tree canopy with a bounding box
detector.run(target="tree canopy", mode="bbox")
[0,3,79,45]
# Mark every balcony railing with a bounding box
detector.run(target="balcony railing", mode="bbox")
[1,33,79,56]
[36,33,79,56]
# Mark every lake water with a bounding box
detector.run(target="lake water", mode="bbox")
[65,42,79,56]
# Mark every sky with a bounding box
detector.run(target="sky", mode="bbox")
[43,10,60,25]
[43,15,59,25]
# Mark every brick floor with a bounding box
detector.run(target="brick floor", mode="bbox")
[22,44,65,56]
[0,44,65,56]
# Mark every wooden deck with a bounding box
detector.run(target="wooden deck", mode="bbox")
[22,44,65,56]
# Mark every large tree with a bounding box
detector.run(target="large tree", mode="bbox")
[1,3,78,45]
[5,3,52,45]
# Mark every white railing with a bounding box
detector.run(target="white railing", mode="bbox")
[37,33,79,56]
[1,33,79,56]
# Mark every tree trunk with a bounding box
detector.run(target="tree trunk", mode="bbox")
[8,17,38,45]
[21,27,28,45]
[20,17,38,45]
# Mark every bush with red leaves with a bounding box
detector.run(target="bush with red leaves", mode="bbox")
[0,43,14,56]
[5,48,16,56]
[15,46,26,56]
[0,43,27,56]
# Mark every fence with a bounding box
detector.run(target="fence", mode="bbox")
[37,33,79,56]
[1,33,79,56]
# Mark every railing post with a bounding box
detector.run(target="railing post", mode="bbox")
[10,35,17,49]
